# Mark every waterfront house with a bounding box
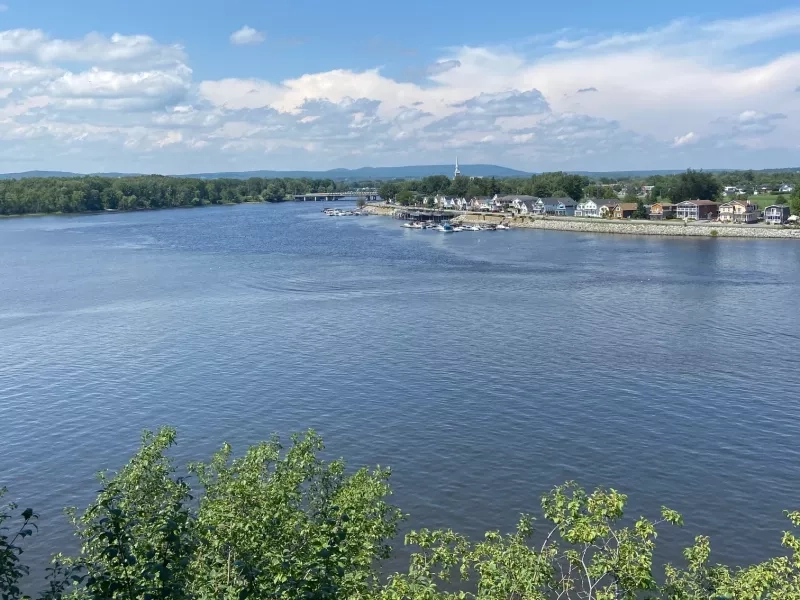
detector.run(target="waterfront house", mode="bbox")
[510,195,537,211]
[575,198,604,217]
[517,199,536,215]
[675,200,720,220]
[649,202,675,220]
[764,204,791,224]
[532,197,577,216]
[719,199,759,223]
[469,196,492,211]
[613,203,638,219]
[492,195,520,211]
[779,184,795,194]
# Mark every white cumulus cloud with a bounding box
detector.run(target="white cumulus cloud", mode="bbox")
[230,26,266,46]
[673,132,698,147]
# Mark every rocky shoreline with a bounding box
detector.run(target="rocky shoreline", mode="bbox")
[363,205,800,239]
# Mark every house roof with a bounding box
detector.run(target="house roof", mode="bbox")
[537,197,577,207]
[520,199,536,211]
[580,198,611,207]
[721,199,755,207]
[651,202,675,208]
[496,195,535,202]
[765,204,789,209]
[616,203,638,211]
[678,200,720,206]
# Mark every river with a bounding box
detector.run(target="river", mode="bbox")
[1,202,799,579]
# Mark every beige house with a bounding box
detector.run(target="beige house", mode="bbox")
[719,199,759,223]
[649,202,675,220]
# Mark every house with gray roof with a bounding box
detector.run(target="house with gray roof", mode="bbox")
[532,197,577,216]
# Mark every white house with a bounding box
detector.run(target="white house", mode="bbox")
[517,199,536,215]
[511,195,537,211]
[575,198,605,217]
[779,184,795,194]
[533,197,577,216]
[492,195,519,211]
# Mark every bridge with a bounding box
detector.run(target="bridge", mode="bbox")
[293,190,379,202]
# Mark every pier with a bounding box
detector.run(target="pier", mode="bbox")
[392,209,450,223]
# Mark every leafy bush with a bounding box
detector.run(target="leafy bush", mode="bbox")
[6,429,800,600]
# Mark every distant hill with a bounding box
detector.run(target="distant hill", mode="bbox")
[0,170,141,180]
[0,170,83,180]
[181,164,531,180]
[0,165,529,181]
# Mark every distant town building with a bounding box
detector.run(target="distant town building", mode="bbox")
[453,157,461,179]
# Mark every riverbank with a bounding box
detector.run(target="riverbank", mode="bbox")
[0,199,289,220]
[363,205,800,239]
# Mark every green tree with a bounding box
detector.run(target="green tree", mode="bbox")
[790,187,800,216]
[670,169,722,202]
[395,190,415,206]
[378,182,399,202]
[633,199,648,219]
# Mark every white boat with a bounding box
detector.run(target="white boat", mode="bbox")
[402,222,415,228]
[466,225,482,231]
[435,223,455,233]
[453,226,464,232]
[411,221,426,229]
[496,223,511,230]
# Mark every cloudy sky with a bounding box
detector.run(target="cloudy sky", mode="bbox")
[0,0,799,174]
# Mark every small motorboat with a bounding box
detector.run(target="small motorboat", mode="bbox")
[496,223,511,230]
[402,222,415,228]
[436,223,455,233]
[466,225,482,231]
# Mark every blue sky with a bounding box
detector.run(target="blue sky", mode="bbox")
[1,0,799,173]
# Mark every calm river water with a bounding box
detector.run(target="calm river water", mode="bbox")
[2,202,800,577]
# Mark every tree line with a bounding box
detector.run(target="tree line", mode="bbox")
[0,176,352,216]
[3,428,800,600]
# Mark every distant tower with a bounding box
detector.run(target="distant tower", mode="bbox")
[454,156,461,179]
